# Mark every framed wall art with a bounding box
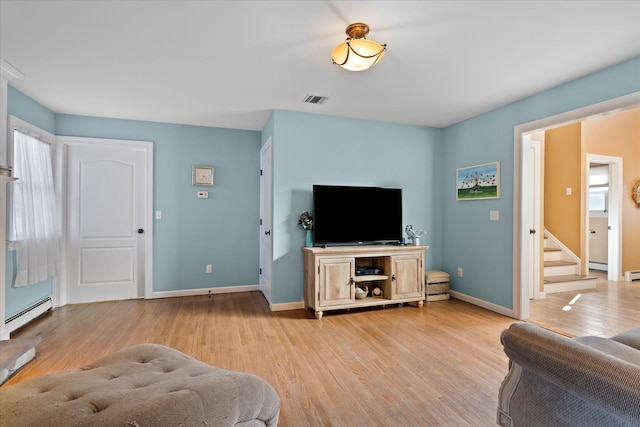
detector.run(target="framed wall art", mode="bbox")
[456,161,500,200]
[192,165,215,187]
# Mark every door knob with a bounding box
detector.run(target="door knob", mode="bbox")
[529,229,536,235]
[137,228,144,234]
[264,230,271,235]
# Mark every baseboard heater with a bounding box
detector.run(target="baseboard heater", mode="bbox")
[5,297,53,334]
[624,270,640,282]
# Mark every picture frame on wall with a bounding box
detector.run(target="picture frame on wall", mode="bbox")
[192,165,215,187]
[456,161,500,200]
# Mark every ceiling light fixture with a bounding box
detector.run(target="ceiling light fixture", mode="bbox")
[331,23,386,72]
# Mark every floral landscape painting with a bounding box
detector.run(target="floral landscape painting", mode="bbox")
[456,161,500,200]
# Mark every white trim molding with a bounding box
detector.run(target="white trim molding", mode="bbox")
[151,285,260,299]
[0,59,24,340]
[0,60,24,81]
[449,291,514,318]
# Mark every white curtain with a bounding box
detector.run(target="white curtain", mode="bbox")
[12,130,61,287]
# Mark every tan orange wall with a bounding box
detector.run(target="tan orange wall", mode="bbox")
[582,107,640,275]
[544,123,582,256]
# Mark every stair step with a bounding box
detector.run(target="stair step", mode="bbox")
[544,247,561,252]
[544,260,576,267]
[544,274,598,293]
[544,274,598,284]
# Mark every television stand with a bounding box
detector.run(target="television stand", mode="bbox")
[303,245,428,319]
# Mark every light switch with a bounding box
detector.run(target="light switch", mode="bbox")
[566,187,572,196]
[490,210,499,221]
[197,191,209,199]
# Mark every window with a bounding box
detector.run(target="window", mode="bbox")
[8,116,60,287]
[588,165,608,215]
[589,188,607,212]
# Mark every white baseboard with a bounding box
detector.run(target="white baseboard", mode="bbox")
[589,262,608,271]
[150,285,259,299]
[149,285,305,312]
[624,270,640,281]
[449,291,514,318]
[270,301,305,311]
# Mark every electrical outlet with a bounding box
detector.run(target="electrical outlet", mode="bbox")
[206,264,212,273]
[458,267,463,277]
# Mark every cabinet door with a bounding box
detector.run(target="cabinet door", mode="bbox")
[318,258,354,307]
[391,254,423,299]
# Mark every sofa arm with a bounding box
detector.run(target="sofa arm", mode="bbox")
[499,323,640,426]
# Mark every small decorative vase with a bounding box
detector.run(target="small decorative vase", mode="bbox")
[305,230,313,247]
[413,237,419,246]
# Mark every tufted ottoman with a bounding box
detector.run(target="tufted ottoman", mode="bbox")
[0,343,280,426]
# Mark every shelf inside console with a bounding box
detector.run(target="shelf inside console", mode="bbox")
[353,275,388,282]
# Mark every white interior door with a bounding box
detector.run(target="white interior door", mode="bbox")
[585,154,622,281]
[587,164,609,270]
[259,139,273,306]
[65,138,150,304]
[522,136,542,300]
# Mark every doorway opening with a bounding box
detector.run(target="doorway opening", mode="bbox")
[513,92,639,320]
[586,155,623,282]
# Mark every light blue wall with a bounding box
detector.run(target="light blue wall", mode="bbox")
[6,89,261,319]
[5,87,55,317]
[55,115,262,292]
[6,55,639,317]
[7,86,56,133]
[267,110,444,304]
[442,56,640,309]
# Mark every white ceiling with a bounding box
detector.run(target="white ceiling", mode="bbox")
[1,1,639,131]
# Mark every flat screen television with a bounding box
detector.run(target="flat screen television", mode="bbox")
[312,185,402,246]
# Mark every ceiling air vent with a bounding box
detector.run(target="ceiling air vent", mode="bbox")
[302,94,327,105]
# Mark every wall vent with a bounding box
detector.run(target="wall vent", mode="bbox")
[624,270,640,281]
[302,94,327,105]
[5,296,52,334]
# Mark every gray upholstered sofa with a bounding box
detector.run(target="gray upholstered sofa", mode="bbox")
[0,343,280,426]
[498,322,640,427]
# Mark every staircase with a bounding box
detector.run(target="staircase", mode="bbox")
[543,231,597,293]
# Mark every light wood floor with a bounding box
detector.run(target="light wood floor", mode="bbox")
[528,271,640,337]
[5,293,517,427]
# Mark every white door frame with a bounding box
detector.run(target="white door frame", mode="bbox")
[55,136,153,307]
[513,91,640,320]
[585,154,623,281]
[259,138,273,307]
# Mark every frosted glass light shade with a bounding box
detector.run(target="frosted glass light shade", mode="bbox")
[331,39,386,71]
[331,23,386,72]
